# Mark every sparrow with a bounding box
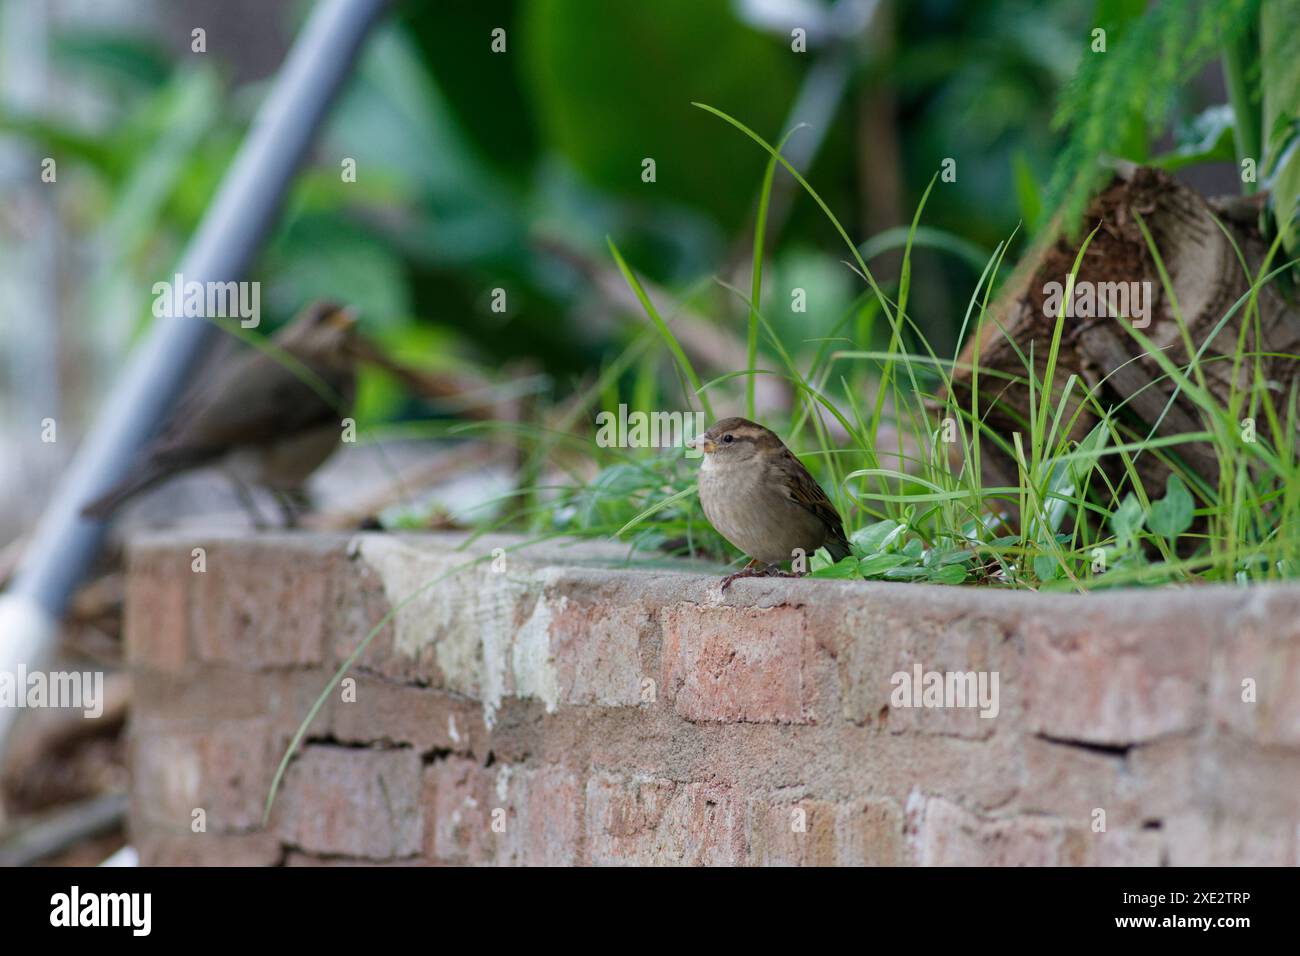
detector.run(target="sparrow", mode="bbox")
[82,301,360,526]
[691,417,851,588]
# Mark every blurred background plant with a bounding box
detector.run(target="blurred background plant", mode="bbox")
[0,0,1092,536]
[1,0,1296,580]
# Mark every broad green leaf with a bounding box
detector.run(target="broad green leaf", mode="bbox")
[1148,473,1195,540]
[1033,554,1061,581]
[1110,494,1147,550]
[882,565,930,581]
[927,564,968,585]
[809,555,862,579]
[850,519,903,554]
[1262,0,1300,252]
[809,546,836,573]
[858,553,912,577]
[521,0,802,229]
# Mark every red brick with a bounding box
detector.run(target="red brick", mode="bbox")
[1211,623,1300,747]
[423,756,495,864]
[123,532,1300,867]
[747,799,838,866]
[1089,829,1164,866]
[274,746,422,859]
[832,604,1010,736]
[124,549,190,674]
[331,679,485,754]
[130,718,271,831]
[548,597,649,707]
[493,765,583,866]
[836,798,905,866]
[905,792,1092,866]
[1167,814,1299,866]
[585,773,744,865]
[662,604,815,724]
[284,852,429,866]
[191,539,329,667]
[322,552,411,678]
[1022,610,1208,745]
[134,831,282,866]
[1020,735,1128,819]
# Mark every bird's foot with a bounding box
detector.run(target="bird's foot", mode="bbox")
[719,562,783,592]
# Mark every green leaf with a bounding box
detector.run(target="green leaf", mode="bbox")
[809,554,862,579]
[1110,493,1147,550]
[927,548,974,568]
[858,553,912,578]
[927,564,968,585]
[1150,104,1236,171]
[850,519,903,554]
[522,0,802,229]
[1011,151,1043,231]
[1148,473,1195,540]
[1263,0,1300,252]
[808,546,836,573]
[882,565,930,581]
[1033,554,1061,581]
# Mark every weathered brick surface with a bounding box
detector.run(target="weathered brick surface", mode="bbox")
[331,678,486,754]
[134,831,283,867]
[274,746,423,860]
[422,756,494,864]
[662,603,818,724]
[585,773,745,865]
[123,531,1300,866]
[124,548,191,674]
[130,717,271,831]
[190,535,337,667]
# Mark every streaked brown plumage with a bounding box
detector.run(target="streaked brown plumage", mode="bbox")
[693,417,850,583]
[82,301,360,521]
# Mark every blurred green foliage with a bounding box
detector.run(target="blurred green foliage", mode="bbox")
[4,0,1290,436]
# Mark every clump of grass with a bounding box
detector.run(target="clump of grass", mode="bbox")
[543,103,1300,593]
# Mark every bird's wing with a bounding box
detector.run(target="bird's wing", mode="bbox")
[151,351,351,462]
[777,449,851,556]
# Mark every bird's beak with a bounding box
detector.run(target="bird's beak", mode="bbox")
[327,306,360,332]
[689,436,717,455]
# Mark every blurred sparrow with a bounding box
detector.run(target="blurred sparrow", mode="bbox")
[692,417,851,588]
[82,301,360,526]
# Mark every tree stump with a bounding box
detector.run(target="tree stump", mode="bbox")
[949,164,1300,499]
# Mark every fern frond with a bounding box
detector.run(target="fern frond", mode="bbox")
[1046,0,1261,230]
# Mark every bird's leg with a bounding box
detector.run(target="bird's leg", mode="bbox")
[272,487,311,529]
[720,561,808,591]
[225,472,268,531]
[719,558,765,592]
[764,566,804,578]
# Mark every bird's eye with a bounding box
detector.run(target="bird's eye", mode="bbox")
[723,434,734,444]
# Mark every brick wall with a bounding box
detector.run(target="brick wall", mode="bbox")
[125,531,1300,865]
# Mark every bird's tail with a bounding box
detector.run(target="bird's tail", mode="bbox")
[826,528,852,561]
[81,464,171,520]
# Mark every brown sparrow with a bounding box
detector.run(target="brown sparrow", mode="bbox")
[692,417,851,587]
[82,301,360,525]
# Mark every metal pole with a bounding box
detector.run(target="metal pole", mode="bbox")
[0,0,390,751]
